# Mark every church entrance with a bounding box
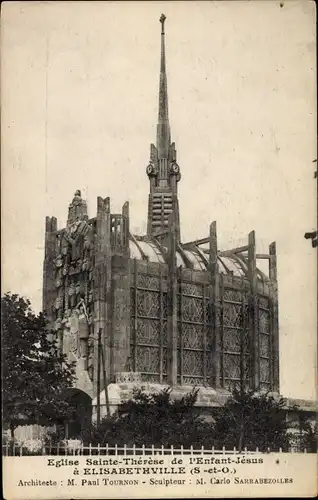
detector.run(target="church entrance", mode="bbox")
[63,388,92,439]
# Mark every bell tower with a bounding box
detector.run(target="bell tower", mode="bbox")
[146,14,181,244]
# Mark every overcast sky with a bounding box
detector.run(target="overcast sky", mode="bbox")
[2,1,317,401]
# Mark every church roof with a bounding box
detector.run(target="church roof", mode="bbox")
[129,238,267,280]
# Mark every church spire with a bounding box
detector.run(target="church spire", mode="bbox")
[157,14,170,158]
[146,14,181,244]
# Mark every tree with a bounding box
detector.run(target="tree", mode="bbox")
[1,293,76,439]
[212,388,290,452]
[81,387,214,448]
[298,417,318,453]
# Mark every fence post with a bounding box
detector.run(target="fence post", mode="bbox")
[142,444,145,456]
[57,442,60,455]
[124,444,127,457]
[161,445,164,456]
[279,447,282,453]
[222,446,225,455]
[233,447,236,454]
[151,445,154,455]
[133,444,135,456]
[256,447,259,453]
[212,446,214,454]
[13,442,16,457]
[89,443,92,455]
[171,445,174,456]
[106,443,109,455]
[244,447,247,454]
[190,445,193,456]
[181,445,183,457]
[98,443,100,456]
[115,444,118,457]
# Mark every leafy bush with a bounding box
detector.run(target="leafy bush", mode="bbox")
[80,387,214,448]
[212,388,290,452]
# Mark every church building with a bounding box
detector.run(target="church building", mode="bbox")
[43,15,280,423]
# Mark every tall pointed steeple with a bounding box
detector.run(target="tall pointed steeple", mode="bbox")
[157,14,170,158]
[146,14,181,244]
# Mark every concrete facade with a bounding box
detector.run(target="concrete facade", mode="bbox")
[43,16,281,410]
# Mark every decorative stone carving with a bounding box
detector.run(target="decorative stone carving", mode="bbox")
[78,311,89,358]
[83,231,92,251]
[67,190,88,228]
[60,310,73,356]
[54,317,62,333]
[64,299,90,359]
[115,372,142,384]
[72,190,82,205]
[82,258,90,271]
[69,264,79,275]
[55,278,62,288]
[60,309,76,356]
[63,219,93,265]
[62,309,71,328]
[63,264,69,276]
[46,191,96,380]
[54,297,63,310]
[55,257,63,268]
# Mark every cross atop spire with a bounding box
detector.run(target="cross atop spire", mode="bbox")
[160,13,166,34]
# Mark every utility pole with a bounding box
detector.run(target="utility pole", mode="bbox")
[96,329,101,426]
[100,332,110,417]
[238,296,251,452]
[240,297,246,395]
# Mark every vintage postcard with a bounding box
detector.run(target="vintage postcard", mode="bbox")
[1,1,317,499]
